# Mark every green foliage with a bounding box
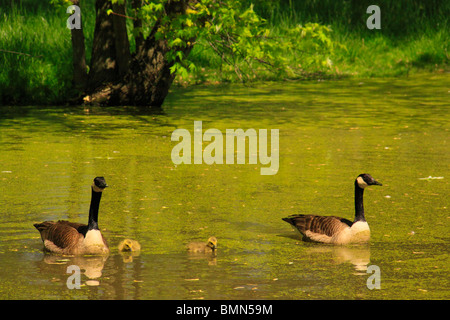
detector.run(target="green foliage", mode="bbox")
[49,0,74,9]
[246,0,449,37]
[137,0,337,82]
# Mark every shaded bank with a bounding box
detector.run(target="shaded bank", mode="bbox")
[0,0,448,106]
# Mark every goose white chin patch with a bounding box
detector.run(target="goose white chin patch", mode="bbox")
[356,176,368,189]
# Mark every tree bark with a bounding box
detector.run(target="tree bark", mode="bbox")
[112,2,131,76]
[84,0,195,109]
[87,0,128,91]
[70,0,88,91]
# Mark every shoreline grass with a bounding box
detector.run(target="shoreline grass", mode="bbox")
[173,23,448,87]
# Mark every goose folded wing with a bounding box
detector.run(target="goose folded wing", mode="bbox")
[36,220,86,250]
[285,215,353,236]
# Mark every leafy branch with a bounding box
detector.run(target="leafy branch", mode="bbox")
[130,0,339,82]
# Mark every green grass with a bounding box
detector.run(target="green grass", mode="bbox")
[330,24,449,77]
[0,0,448,104]
[176,23,448,86]
[178,1,449,85]
[0,1,96,105]
[0,4,71,104]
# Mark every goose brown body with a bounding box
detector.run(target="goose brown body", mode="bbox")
[282,215,369,244]
[34,177,109,255]
[34,220,109,255]
[282,174,381,245]
[283,215,353,239]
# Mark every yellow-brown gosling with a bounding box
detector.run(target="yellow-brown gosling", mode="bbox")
[118,239,141,252]
[34,177,110,255]
[187,236,217,253]
[282,173,382,245]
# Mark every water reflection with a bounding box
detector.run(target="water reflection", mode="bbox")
[332,246,371,273]
[119,251,141,263]
[302,245,371,272]
[31,250,145,298]
[187,251,217,266]
[39,254,109,281]
[282,232,371,273]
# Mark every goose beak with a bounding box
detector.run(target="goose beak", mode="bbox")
[373,180,382,186]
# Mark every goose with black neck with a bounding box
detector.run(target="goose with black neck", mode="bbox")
[34,177,110,255]
[282,173,382,245]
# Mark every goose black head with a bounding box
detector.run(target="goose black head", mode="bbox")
[93,176,108,192]
[356,173,382,189]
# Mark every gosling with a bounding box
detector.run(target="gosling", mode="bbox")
[187,236,217,253]
[118,239,141,252]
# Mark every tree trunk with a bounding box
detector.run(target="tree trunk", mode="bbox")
[87,0,116,90]
[84,0,194,109]
[112,2,131,76]
[70,0,88,91]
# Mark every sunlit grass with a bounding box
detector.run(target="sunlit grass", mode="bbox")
[0,5,73,104]
[330,22,449,77]
[0,2,96,105]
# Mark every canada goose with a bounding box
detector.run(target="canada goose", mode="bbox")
[118,239,141,252]
[282,173,382,245]
[34,177,110,255]
[187,236,217,253]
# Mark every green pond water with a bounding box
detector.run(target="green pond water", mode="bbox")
[0,73,448,300]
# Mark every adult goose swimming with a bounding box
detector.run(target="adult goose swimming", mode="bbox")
[34,177,110,255]
[282,173,382,245]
